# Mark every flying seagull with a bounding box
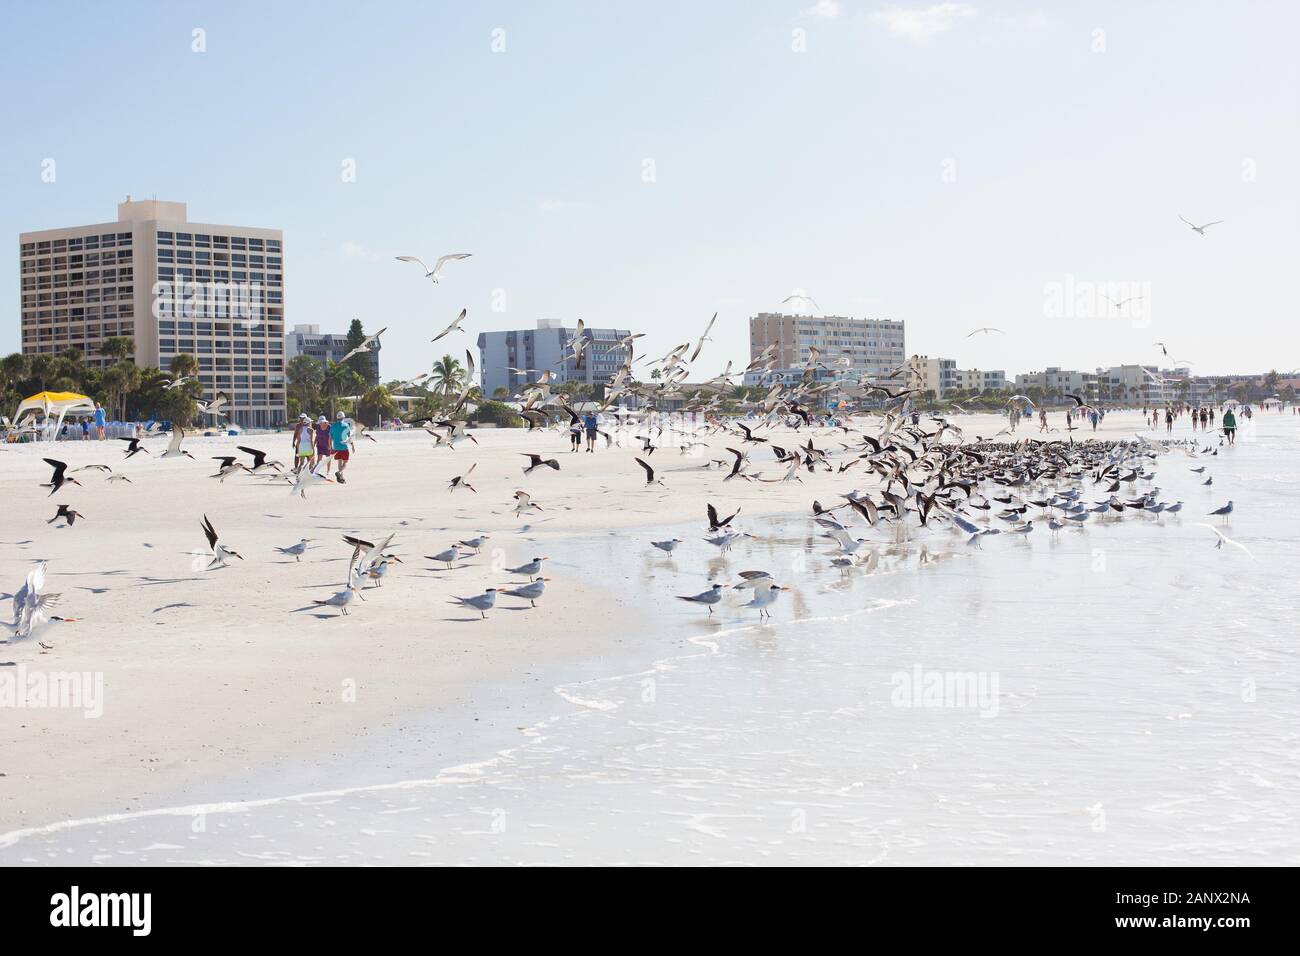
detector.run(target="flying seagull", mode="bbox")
[340,327,386,364]
[781,293,820,312]
[965,327,1004,337]
[432,308,468,343]
[1179,215,1223,236]
[395,253,472,282]
[1192,523,1254,559]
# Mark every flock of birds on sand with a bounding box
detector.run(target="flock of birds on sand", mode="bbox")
[6,222,1258,645]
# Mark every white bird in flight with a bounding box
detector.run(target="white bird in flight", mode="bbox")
[340,327,386,364]
[395,253,472,282]
[965,327,1004,337]
[1179,215,1223,236]
[432,308,468,343]
[1192,523,1254,559]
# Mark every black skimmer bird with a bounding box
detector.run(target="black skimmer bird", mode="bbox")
[200,515,243,570]
[47,504,85,526]
[635,457,664,488]
[41,459,82,496]
[448,464,478,493]
[707,503,740,531]
[238,445,284,474]
[117,436,150,459]
[521,454,560,475]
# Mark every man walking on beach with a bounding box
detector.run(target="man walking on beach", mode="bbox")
[1222,407,1237,445]
[330,411,353,483]
[583,411,598,452]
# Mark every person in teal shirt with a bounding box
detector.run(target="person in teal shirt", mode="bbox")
[1221,407,1237,445]
[329,412,353,483]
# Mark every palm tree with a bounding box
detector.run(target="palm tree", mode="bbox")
[321,360,365,418]
[99,337,134,364]
[357,384,398,427]
[429,355,466,397]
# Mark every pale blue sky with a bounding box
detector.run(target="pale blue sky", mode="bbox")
[4,0,1297,378]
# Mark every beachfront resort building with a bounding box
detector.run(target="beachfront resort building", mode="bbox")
[907,355,958,397]
[286,323,380,382]
[952,368,1009,393]
[477,319,631,399]
[1096,364,1170,405]
[19,198,286,428]
[1014,367,1099,401]
[746,313,906,386]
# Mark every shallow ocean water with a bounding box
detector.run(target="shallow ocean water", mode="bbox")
[3,415,1298,865]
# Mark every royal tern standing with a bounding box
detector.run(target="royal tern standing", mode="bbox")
[676,583,726,615]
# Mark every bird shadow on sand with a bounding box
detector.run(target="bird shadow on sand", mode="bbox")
[153,602,195,613]
[135,576,212,587]
[441,616,489,623]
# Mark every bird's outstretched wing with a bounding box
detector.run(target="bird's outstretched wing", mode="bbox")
[201,514,219,551]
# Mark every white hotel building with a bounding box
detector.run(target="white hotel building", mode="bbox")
[19,198,286,428]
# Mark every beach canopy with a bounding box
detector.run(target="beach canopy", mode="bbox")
[12,390,96,431]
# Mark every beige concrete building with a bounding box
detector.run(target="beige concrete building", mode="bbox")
[19,198,286,428]
[952,367,1009,393]
[747,313,905,385]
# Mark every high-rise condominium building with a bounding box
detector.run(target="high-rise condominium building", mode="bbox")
[747,313,906,384]
[477,319,630,398]
[19,198,286,428]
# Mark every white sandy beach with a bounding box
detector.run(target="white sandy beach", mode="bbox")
[2,408,1297,864]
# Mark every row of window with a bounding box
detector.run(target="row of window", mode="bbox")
[158,249,282,267]
[157,268,281,287]
[21,233,133,255]
[157,231,280,253]
[24,287,133,304]
[160,340,284,353]
[25,324,135,339]
[22,250,133,272]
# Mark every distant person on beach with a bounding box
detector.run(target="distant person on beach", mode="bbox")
[292,414,314,472]
[330,412,353,483]
[569,417,582,452]
[314,416,332,472]
[1038,408,1048,432]
[93,402,106,440]
[1165,407,1173,433]
[1222,407,1237,445]
[583,412,598,452]
[80,418,89,440]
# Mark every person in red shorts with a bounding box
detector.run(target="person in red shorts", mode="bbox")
[329,411,353,483]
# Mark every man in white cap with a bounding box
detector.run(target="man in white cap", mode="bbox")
[292,413,314,473]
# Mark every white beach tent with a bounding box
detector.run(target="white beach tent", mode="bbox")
[11,390,96,436]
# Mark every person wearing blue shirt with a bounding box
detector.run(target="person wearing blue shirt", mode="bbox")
[583,412,598,452]
[93,402,106,440]
[329,412,353,483]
